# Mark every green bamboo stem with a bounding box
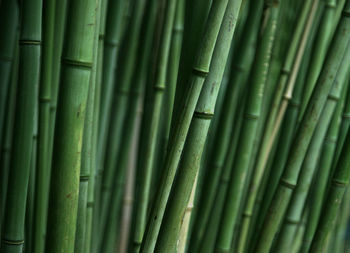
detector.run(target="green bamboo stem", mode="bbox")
[140,0,230,251]
[0,47,18,236]
[96,0,126,177]
[236,3,319,252]
[300,78,350,253]
[128,1,161,251]
[253,2,350,251]
[214,2,280,252]
[188,2,264,250]
[74,8,100,250]
[90,1,108,252]
[290,208,308,253]
[99,0,146,238]
[332,188,350,253]
[309,106,350,252]
[0,0,18,157]
[0,0,41,252]
[198,91,248,253]
[85,1,104,253]
[298,0,339,121]
[274,65,350,252]
[154,1,242,252]
[31,1,55,252]
[44,0,97,252]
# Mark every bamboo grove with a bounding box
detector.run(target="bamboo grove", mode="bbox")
[3,0,350,252]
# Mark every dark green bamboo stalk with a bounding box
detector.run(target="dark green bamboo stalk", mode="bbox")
[0,0,42,252]
[85,2,104,253]
[96,0,126,177]
[99,0,146,238]
[309,112,350,252]
[131,0,175,251]
[45,0,97,252]
[298,0,340,121]
[154,0,242,252]
[31,1,55,252]
[214,1,280,252]
[0,0,18,157]
[253,2,350,251]
[90,1,108,252]
[188,2,263,251]
[0,46,18,236]
[300,78,350,253]
[274,65,350,252]
[237,2,319,252]
[140,0,230,251]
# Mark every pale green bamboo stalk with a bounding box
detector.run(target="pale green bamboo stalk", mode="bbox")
[140,0,230,251]
[253,2,350,251]
[45,0,97,251]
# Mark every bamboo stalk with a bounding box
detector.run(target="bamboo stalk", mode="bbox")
[154,0,242,251]
[214,1,280,252]
[188,2,264,251]
[0,0,18,157]
[300,77,350,253]
[253,2,350,251]
[140,0,231,251]
[45,0,97,252]
[309,102,350,252]
[0,0,42,252]
[31,1,55,252]
[99,0,146,239]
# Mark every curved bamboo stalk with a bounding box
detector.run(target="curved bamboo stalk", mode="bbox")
[45,0,97,252]
[0,0,42,252]
[253,2,350,251]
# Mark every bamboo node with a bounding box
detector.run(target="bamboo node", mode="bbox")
[2,239,24,245]
[332,179,347,187]
[328,94,339,102]
[19,39,41,45]
[39,97,51,103]
[342,113,350,118]
[104,40,119,47]
[62,58,93,69]
[87,202,94,207]
[289,100,300,108]
[80,175,89,182]
[280,68,290,76]
[154,85,166,91]
[194,111,214,120]
[192,67,209,78]
[342,10,350,17]
[244,113,259,120]
[285,218,300,225]
[279,179,296,189]
[99,34,105,40]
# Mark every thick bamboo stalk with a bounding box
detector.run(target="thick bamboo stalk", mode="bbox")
[0,0,42,252]
[140,0,230,251]
[154,1,242,251]
[253,2,350,251]
[45,0,97,252]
